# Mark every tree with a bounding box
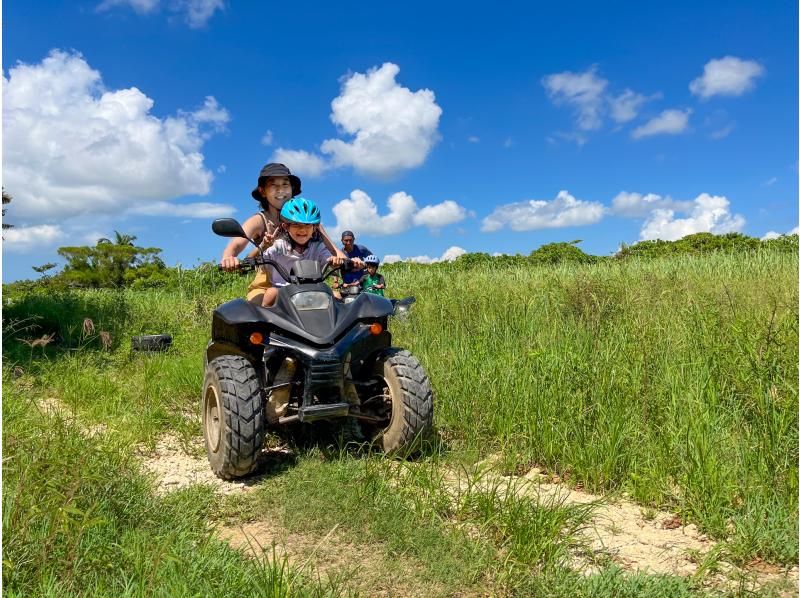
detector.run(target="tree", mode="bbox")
[56,234,166,288]
[2,188,13,238]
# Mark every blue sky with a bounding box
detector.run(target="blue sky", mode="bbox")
[3,0,797,281]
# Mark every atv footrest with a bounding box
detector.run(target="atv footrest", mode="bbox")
[297,402,351,422]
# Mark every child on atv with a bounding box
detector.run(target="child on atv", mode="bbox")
[343,254,386,297]
[260,197,346,307]
[219,163,345,303]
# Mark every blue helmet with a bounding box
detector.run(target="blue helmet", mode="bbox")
[280,197,321,225]
[364,254,380,266]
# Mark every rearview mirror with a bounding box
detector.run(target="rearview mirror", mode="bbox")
[212,218,248,239]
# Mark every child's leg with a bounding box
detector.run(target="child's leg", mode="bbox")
[261,287,279,307]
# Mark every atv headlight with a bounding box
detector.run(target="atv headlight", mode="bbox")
[291,291,331,311]
[391,297,416,318]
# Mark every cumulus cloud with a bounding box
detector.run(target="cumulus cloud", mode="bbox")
[412,200,469,229]
[126,201,235,218]
[631,109,691,139]
[639,193,745,241]
[542,66,608,131]
[689,56,765,99]
[274,63,441,178]
[321,63,442,178]
[383,246,466,264]
[3,50,229,225]
[481,190,605,232]
[97,0,224,28]
[762,226,798,240]
[270,148,328,177]
[260,130,273,146]
[3,224,65,254]
[330,190,467,238]
[611,191,693,218]
[467,136,480,143]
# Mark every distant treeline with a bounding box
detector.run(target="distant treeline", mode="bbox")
[435,232,798,269]
[5,231,798,292]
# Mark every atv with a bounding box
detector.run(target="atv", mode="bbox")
[203,218,434,480]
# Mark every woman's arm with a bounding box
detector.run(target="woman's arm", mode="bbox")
[220,213,267,270]
[318,224,346,259]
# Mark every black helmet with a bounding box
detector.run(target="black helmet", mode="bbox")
[251,163,302,202]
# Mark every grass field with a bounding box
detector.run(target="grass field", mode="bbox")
[3,249,797,595]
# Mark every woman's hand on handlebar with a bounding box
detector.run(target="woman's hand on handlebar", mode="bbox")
[327,255,346,267]
[220,255,240,271]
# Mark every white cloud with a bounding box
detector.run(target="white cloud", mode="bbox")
[481,190,605,232]
[270,148,328,177]
[412,200,469,229]
[639,193,745,241]
[631,109,691,139]
[309,63,442,178]
[763,177,777,186]
[542,66,608,131]
[97,0,224,28]
[468,136,480,143]
[3,224,65,253]
[3,50,229,226]
[98,0,159,13]
[330,189,467,237]
[762,226,798,240]
[689,56,765,99]
[611,191,693,218]
[383,246,466,264]
[503,137,513,148]
[261,130,273,146]
[127,201,235,218]
[609,89,659,123]
[710,123,735,139]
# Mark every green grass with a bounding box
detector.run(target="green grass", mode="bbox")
[3,249,797,594]
[2,389,340,596]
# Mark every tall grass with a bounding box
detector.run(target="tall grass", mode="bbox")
[387,251,798,562]
[2,387,341,596]
[3,248,797,595]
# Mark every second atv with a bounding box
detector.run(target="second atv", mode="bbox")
[203,218,434,480]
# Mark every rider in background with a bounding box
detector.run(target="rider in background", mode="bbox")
[343,254,386,297]
[340,230,372,286]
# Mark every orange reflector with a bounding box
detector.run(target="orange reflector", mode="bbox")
[249,332,264,345]
[369,323,383,335]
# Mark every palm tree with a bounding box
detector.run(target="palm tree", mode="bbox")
[2,188,13,238]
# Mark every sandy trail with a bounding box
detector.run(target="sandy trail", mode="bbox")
[134,434,797,595]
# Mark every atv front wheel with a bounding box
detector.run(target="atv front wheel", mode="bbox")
[369,349,433,454]
[202,355,266,479]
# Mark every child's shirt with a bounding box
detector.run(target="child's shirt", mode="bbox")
[262,238,331,286]
[357,272,386,296]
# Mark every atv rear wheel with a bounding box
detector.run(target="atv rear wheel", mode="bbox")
[369,349,433,454]
[202,355,266,479]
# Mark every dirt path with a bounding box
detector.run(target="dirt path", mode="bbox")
[134,435,797,595]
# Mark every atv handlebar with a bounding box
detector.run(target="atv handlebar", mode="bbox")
[219,256,356,285]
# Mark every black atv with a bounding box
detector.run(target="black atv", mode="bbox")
[203,218,433,480]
